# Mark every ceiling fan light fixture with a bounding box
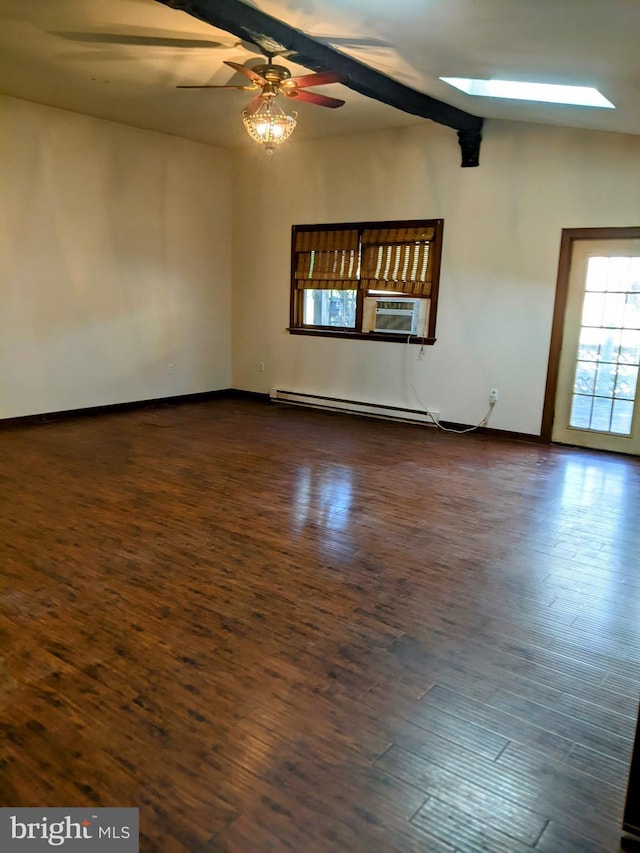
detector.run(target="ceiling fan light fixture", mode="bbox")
[242,98,297,154]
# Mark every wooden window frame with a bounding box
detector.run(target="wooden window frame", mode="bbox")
[289,218,444,345]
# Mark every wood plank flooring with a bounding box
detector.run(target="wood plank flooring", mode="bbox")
[1,398,639,851]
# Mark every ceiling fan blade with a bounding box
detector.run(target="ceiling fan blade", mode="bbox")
[224,60,268,87]
[286,90,345,108]
[286,71,346,89]
[244,94,265,115]
[53,32,228,49]
[177,85,256,90]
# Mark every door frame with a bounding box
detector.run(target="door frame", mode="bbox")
[541,226,640,443]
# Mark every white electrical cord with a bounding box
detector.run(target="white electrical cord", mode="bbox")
[405,330,496,434]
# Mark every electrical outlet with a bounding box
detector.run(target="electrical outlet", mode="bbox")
[168,363,174,374]
[490,388,498,403]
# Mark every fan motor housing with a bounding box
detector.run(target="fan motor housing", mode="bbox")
[254,63,291,84]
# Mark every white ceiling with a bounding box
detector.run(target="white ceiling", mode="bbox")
[1,0,638,150]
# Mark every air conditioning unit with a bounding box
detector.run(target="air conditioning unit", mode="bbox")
[374,298,421,335]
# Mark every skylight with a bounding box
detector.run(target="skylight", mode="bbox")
[439,78,615,109]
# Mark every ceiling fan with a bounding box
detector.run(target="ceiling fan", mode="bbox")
[177,56,346,113]
[178,56,346,153]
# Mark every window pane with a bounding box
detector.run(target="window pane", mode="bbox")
[574,361,596,395]
[302,289,357,328]
[619,330,640,365]
[614,365,639,400]
[605,256,631,292]
[602,292,626,327]
[569,394,592,429]
[623,293,640,330]
[581,292,604,326]
[590,397,613,431]
[600,330,622,363]
[610,399,634,435]
[577,327,602,361]
[585,257,608,291]
[594,364,615,397]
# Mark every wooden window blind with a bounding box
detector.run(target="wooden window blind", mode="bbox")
[360,226,436,296]
[294,229,360,290]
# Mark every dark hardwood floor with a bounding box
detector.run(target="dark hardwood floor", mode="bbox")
[1,398,639,852]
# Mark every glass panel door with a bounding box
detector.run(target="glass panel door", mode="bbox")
[553,240,640,454]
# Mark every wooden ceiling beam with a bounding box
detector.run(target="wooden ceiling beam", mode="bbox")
[155,0,484,166]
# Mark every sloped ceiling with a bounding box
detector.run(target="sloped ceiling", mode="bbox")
[0,0,637,159]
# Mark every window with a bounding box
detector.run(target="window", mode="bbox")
[289,219,444,344]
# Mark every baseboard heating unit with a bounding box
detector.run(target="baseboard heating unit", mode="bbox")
[269,389,438,426]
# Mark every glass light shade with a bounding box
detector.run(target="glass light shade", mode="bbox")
[242,98,297,154]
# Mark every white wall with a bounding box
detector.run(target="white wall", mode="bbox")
[1,96,232,419]
[231,119,640,435]
[3,99,639,433]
